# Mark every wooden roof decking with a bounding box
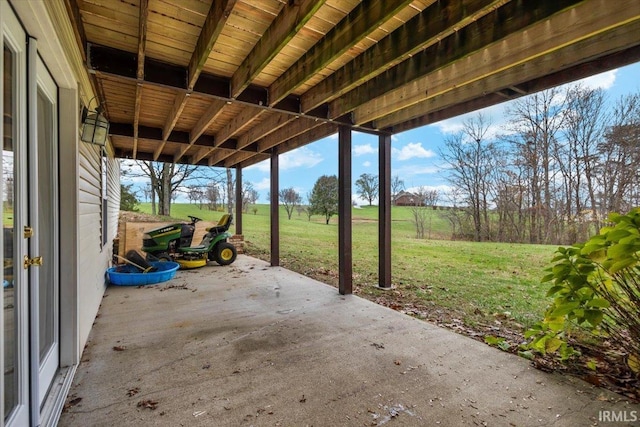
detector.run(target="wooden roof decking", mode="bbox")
[67,0,640,168]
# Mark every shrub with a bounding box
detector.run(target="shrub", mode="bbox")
[525,208,640,374]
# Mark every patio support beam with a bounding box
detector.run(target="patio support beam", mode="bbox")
[338,126,352,295]
[378,134,392,288]
[270,148,280,267]
[235,166,243,235]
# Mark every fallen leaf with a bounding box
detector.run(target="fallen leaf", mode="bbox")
[137,399,159,410]
[127,387,140,397]
[394,360,402,365]
[299,395,306,403]
[113,346,127,351]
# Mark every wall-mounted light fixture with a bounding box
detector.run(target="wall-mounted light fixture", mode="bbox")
[81,98,109,146]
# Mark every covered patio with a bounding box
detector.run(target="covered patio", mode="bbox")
[69,0,640,293]
[59,256,634,426]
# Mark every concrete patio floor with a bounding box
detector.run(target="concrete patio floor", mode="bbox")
[59,255,637,426]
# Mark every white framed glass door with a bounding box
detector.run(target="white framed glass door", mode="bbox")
[33,53,59,408]
[2,2,61,424]
[2,1,29,425]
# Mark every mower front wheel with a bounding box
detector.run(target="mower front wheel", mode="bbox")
[213,242,237,266]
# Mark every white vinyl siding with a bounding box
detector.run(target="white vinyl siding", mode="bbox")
[76,140,119,347]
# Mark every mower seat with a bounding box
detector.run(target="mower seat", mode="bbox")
[206,214,232,234]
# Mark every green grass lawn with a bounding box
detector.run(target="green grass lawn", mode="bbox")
[136,202,556,330]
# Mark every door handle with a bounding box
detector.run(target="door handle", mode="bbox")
[24,226,34,238]
[23,255,43,269]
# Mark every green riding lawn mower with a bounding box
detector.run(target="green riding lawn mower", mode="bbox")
[141,214,237,269]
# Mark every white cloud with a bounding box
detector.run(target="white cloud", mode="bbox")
[248,146,323,172]
[354,143,376,156]
[394,164,442,177]
[253,177,270,191]
[574,69,617,90]
[392,142,436,161]
[362,161,371,167]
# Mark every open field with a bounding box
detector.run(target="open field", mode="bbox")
[135,203,556,332]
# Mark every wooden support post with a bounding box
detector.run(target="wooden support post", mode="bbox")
[235,165,243,235]
[270,147,280,266]
[379,134,392,288]
[338,126,352,295]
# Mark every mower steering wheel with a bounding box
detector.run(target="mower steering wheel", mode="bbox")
[188,215,203,224]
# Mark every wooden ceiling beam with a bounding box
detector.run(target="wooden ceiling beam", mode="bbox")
[154,92,188,160]
[386,44,640,133]
[110,122,216,147]
[132,0,149,159]
[87,44,348,124]
[356,0,640,126]
[190,99,228,144]
[329,0,586,121]
[301,0,505,112]
[169,99,229,163]
[236,112,295,150]
[256,117,323,152]
[192,106,265,164]
[230,0,326,98]
[155,0,236,161]
[268,0,414,106]
[222,151,267,168]
[187,0,237,90]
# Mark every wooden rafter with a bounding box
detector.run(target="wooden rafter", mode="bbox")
[132,0,149,159]
[188,0,238,90]
[236,112,294,149]
[156,0,236,161]
[230,0,326,98]
[73,0,640,167]
[386,44,640,134]
[355,0,640,126]
[257,117,323,152]
[172,99,228,163]
[268,0,414,106]
[300,0,506,112]
[329,0,587,121]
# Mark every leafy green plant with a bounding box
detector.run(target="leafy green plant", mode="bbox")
[525,208,640,372]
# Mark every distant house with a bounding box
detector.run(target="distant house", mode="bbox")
[395,191,422,206]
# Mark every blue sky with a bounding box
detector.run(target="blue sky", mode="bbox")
[243,62,640,205]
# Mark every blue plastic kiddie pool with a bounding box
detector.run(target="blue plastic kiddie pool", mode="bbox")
[106,261,180,286]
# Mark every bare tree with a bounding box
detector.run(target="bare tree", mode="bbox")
[597,92,640,215]
[410,187,429,238]
[563,84,609,234]
[242,182,259,213]
[279,187,302,219]
[391,175,405,205]
[355,173,378,205]
[423,189,439,209]
[122,160,202,216]
[503,88,565,243]
[226,168,234,214]
[205,182,220,211]
[439,114,500,241]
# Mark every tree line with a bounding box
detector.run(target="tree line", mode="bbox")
[439,84,640,244]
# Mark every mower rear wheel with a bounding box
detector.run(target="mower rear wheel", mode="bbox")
[149,252,172,262]
[214,242,237,266]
